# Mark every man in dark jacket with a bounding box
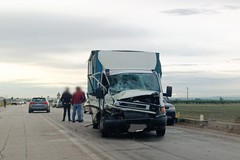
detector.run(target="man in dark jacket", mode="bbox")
[3,98,6,108]
[60,87,72,122]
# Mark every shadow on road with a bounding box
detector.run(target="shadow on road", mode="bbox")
[31,112,49,114]
[106,132,165,142]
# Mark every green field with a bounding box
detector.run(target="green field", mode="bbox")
[174,103,240,123]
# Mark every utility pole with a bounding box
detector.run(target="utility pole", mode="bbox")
[187,87,189,101]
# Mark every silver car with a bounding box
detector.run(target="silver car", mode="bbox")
[51,99,63,108]
[28,97,50,113]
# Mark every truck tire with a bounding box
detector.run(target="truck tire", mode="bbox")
[93,123,99,129]
[100,129,109,138]
[100,120,110,138]
[156,129,166,137]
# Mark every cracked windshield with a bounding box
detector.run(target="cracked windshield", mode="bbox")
[108,73,160,95]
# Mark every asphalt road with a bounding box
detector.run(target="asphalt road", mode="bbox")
[0,105,240,160]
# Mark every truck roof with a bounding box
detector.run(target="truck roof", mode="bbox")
[88,50,155,61]
[88,50,161,75]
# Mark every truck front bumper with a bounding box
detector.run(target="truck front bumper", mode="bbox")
[101,115,167,133]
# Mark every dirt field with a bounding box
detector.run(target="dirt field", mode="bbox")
[174,103,240,123]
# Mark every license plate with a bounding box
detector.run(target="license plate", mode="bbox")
[128,124,146,132]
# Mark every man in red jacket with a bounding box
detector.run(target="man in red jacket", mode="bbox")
[72,86,84,123]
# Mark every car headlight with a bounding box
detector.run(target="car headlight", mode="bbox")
[169,106,175,110]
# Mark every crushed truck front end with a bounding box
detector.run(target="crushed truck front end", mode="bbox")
[100,90,168,137]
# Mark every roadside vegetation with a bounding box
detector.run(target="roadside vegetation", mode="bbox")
[173,100,240,123]
[0,100,11,107]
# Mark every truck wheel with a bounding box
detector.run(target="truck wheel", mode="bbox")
[101,129,109,138]
[156,129,166,137]
[93,123,99,129]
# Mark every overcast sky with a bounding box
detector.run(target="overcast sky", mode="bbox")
[0,0,240,98]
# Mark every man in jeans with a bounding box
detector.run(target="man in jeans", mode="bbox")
[72,87,84,123]
[60,87,72,122]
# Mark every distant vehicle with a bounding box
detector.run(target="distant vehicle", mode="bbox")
[163,97,176,125]
[29,97,50,113]
[87,50,172,137]
[19,101,24,105]
[51,99,63,108]
[11,99,21,105]
[51,100,57,107]
[56,99,63,108]
[48,99,54,104]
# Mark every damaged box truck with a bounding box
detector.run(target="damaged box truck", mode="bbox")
[86,50,172,137]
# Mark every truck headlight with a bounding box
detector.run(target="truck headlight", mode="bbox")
[169,106,175,111]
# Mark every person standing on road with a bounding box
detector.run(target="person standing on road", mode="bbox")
[60,87,72,122]
[72,87,84,123]
[3,98,6,108]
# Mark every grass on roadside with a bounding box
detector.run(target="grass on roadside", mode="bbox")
[174,103,240,123]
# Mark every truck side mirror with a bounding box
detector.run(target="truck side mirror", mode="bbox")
[163,86,172,97]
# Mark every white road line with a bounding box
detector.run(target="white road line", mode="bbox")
[40,114,117,160]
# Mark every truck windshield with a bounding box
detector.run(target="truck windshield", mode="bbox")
[108,73,160,95]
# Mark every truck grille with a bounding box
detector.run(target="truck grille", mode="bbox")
[115,101,150,110]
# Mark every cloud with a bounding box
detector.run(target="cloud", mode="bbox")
[231,58,240,61]
[161,8,218,16]
[0,11,148,72]
[0,12,146,55]
[39,63,87,70]
[162,63,210,67]
[224,5,240,10]
[162,4,240,17]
